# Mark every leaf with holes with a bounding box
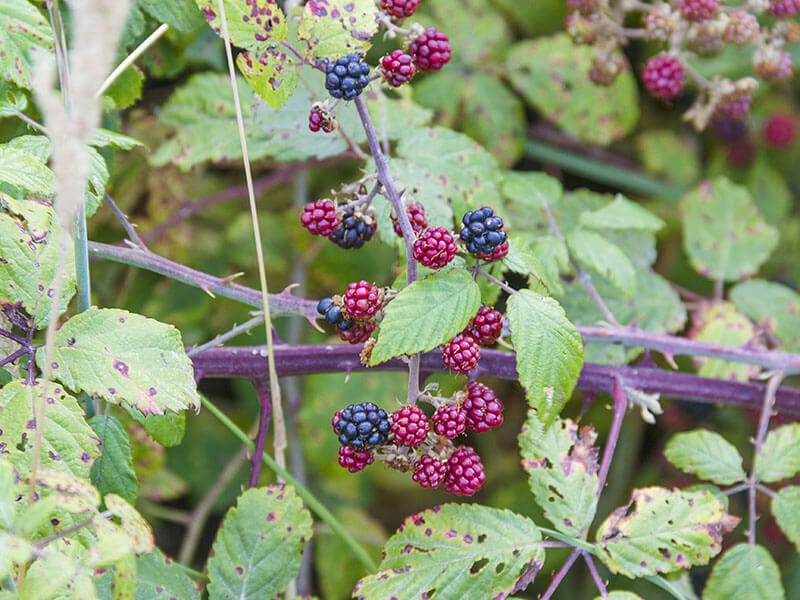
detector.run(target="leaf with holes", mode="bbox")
[369,269,481,366]
[519,411,599,537]
[703,543,785,600]
[237,47,299,109]
[595,487,738,578]
[0,380,100,479]
[89,415,138,505]
[354,504,544,600]
[298,0,379,59]
[507,289,583,425]
[681,177,778,282]
[0,0,53,89]
[754,423,800,483]
[196,0,287,51]
[39,307,201,415]
[207,484,312,599]
[664,430,745,485]
[731,279,800,352]
[690,302,759,382]
[772,486,800,554]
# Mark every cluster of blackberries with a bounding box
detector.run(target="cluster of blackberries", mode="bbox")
[459,207,507,257]
[316,280,383,344]
[324,53,371,101]
[301,201,375,250]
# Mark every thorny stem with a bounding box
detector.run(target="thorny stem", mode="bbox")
[250,379,272,488]
[595,377,628,499]
[187,314,265,358]
[583,552,608,598]
[541,548,581,600]
[104,193,147,251]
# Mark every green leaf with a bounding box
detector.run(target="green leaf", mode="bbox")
[0,143,56,196]
[681,177,778,282]
[353,504,544,600]
[105,493,155,554]
[506,34,638,146]
[691,303,758,382]
[595,487,736,578]
[138,0,202,31]
[579,195,665,231]
[0,531,32,582]
[0,380,100,479]
[754,423,800,483]
[90,129,146,151]
[567,229,637,296]
[196,0,287,50]
[636,129,700,187]
[664,430,746,485]
[237,47,299,109]
[369,269,481,366]
[0,460,16,529]
[507,289,583,424]
[502,170,563,216]
[773,486,800,554]
[40,307,201,415]
[703,543,784,600]
[125,407,186,447]
[207,484,312,600]
[89,415,139,505]
[745,157,793,227]
[519,412,599,536]
[0,0,53,89]
[0,79,28,116]
[0,197,77,327]
[730,279,800,352]
[102,63,144,110]
[297,0,378,59]
[97,548,201,600]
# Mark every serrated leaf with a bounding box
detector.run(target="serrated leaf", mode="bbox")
[754,423,800,483]
[297,0,378,59]
[89,415,138,505]
[567,229,637,296]
[138,0,202,31]
[353,504,544,600]
[506,35,638,145]
[580,195,665,231]
[595,487,737,578]
[237,47,299,109]
[692,303,758,382]
[664,430,745,485]
[519,412,599,536]
[196,0,287,50]
[703,543,784,600]
[105,494,155,554]
[126,406,186,447]
[731,279,800,352]
[103,63,144,110]
[0,380,100,479]
[207,484,312,600]
[40,307,201,415]
[507,289,583,424]
[136,550,201,599]
[0,0,53,89]
[0,79,28,116]
[681,177,778,282]
[636,129,699,187]
[0,144,56,196]
[369,269,481,365]
[772,486,800,554]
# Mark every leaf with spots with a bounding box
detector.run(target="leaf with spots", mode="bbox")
[39,307,201,415]
[94,548,202,600]
[519,411,599,537]
[730,279,800,352]
[681,177,778,282]
[207,484,312,600]
[595,486,739,578]
[237,46,299,109]
[507,289,583,425]
[297,0,379,59]
[354,504,544,600]
[0,196,76,327]
[0,380,100,479]
[105,493,155,554]
[195,0,287,51]
[89,415,138,505]
[703,544,785,600]
[754,423,800,483]
[0,0,53,89]
[690,302,759,382]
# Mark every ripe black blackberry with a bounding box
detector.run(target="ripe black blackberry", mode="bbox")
[333,402,391,450]
[325,53,371,100]
[459,207,507,256]
[329,206,375,249]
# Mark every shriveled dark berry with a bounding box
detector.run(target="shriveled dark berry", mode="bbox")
[334,402,391,450]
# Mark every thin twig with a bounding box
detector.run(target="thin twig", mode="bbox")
[540,548,581,600]
[476,266,517,295]
[104,193,148,250]
[595,376,628,498]
[188,314,265,358]
[582,551,608,598]
[96,23,169,98]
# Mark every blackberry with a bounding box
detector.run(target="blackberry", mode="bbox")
[413,227,457,269]
[317,297,346,326]
[408,27,451,72]
[333,402,391,450]
[459,207,507,256]
[301,200,339,237]
[722,10,759,46]
[444,446,485,496]
[325,53,371,101]
[676,0,719,22]
[343,280,383,320]
[715,94,752,121]
[464,305,503,346]
[391,405,430,448]
[381,50,417,87]
[753,46,793,82]
[412,454,448,489]
[441,334,480,374]
[338,445,374,472]
[308,103,337,133]
[768,0,800,16]
[309,107,323,132]
[338,320,375,344]
[642,54,685,100]
[463,381,504,433]
[477,239,509,262]
[392,202,427,237]
[763,113,797,148]
[329,207,375,249]
[643,4,676,41]
[380,0,421,18]
[432,404,467,439]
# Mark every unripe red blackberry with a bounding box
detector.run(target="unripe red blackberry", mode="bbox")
[677,0,720,22]
[464,381,504,433]
[444,446,485,496]
[392,202,427,237]
[687,20,725,56]
[722,10,760,45]
[412,454,448,489]
[342,280,383,320]
[768,0,800,17]
[408,27,451,72]
[413,227,457,269]
[301,200,339,237]
[464,305,503,347]
[381,50,417,87]
[338,445,374,472]
[643,4,676,41]
[477,240,509,262]
[390,405,430,448]
[715,93,752,120]
[380,0,421,19]
[763,113,797,148]
[432,404,467,439]
[753,46,793,82]
[441,334,480,373]
[642,54,685,99]
[338,320,375,344]
[308,106,323,132]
